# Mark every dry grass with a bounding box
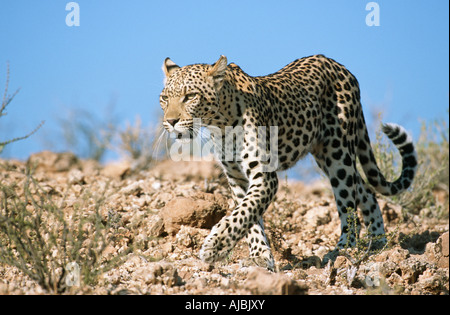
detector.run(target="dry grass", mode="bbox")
[0,164,132,293]
[372,114,449,218]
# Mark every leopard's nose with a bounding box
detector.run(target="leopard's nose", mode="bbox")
[166,118,180,127]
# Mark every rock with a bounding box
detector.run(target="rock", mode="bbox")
[160,192,228,235]
[375,247,409,264]
[68,169,85,185]
[147,216,165,237]
[79,159,101,178]
[440,232,449,268]
[425,231,449,268]
[0,283,9,294]
[300,255,322,269]
[399,230,440,254]
[101,160,131,179]
[151,181,161,190]
[148,160,220,181]
[334,256,348,269]
[133,262,182,287]
[399,258,428,284]
[417,269,449,294]
[27,151,79,172]
[244,267,308,295]
[1,155,448,295]
[380,201,402,223]
[120,180,145,196]
[304,206,331,227]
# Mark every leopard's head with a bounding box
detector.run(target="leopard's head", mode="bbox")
[159,56,228,141]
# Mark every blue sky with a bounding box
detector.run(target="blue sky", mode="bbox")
[0,1,448,164]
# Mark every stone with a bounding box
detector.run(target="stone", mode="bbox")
[147,216,165,237]
[304,206,331,227]
[27,151,79,172]
[441,232,449,257]
[159,192,227,235]
[120,180,145,196]
[101,160,131,179]
[68,169,85,185]
[244,267,308,295]
[437,232,449,268]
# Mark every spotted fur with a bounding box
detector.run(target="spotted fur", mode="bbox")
[159,55,417,269]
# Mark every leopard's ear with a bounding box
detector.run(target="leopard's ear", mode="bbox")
[162,58,180,79]
[208,55,228,90]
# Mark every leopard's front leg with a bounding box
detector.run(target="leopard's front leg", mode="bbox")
[199,169,278,265]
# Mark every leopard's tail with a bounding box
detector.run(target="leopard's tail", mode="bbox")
[358,122,418,196]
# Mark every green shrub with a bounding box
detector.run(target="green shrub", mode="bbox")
[371,112,449,218]
[0,165,131,293]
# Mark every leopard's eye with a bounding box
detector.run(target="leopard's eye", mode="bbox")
[184,93,199,102]
[160,95,169,103]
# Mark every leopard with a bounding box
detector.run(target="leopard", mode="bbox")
[159,54,417,270]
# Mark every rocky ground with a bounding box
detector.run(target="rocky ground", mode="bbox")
[0,151,448,295]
